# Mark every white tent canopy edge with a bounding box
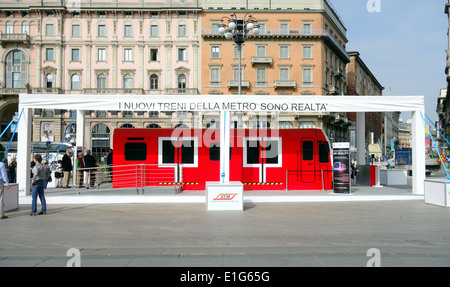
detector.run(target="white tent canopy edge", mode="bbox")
[17,94,425,196]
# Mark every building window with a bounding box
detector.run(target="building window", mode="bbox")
[72,24,80,36]
[124,12,132,18]
[124,25,132,37]
[45,74,53,88]
[123,74,133,89]
[98,48,106,61]
[280,23,288,35]
[91,123,111,164]
[46,11,54,17]
[256,67,266,86]
[71,74,80,90]
[211,46,220,58]
[303,46,312,59]
[177,74,187,89]
[150,48,158,61]
[12,51,22,66]
[256,45,266,57]
[124,48,133,61]
[98,11,106,18]
[302,68,313,86]
[21,23,29,34]
[211,24,219,35]
[71,49,80,62]
[72,11,80,18]
[46,24,54,36]
[179,11,187,18]
[5,24,13,34]
[46,48,54,61]
[150,25,158,37]
[233,67,243,81]
[98,25,106,37]
[178,24,186,37]
[151,12,158,18]
[258,24,266,35]
[279,68,289,81]
[210,67,220,86]
[178,48,186,61]
[302,23,312,35]
[97,74,106,89]
[150,74,158,90]
[5,50,27,88]
[280,45,289,58]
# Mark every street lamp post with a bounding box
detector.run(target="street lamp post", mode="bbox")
[219,13,259,97]
[217,13,259,183]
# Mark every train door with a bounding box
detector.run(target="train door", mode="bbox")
[243,137,282,185]
[158,137,198,186]
[301,138,316,183]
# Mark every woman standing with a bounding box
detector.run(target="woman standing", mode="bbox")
[30,154,47,216]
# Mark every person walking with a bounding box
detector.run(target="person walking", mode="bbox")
[83,150,97,189]
[62,149,73,188]
[30,154,47,216]
[0,160,10,220]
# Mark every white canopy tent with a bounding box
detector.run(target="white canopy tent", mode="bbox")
[17,94,425,196]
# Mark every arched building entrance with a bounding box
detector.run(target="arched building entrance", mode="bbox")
[91,123,110,164]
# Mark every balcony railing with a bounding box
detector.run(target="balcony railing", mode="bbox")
[202,28,349,61]
[274,81,297,88]
[0,88,29,95]
[227,80,250,88]
[165,88,199,94]
[32,88,63,94]
[83,88,144,94]
[251,57,273,65]
[0,33,30,47]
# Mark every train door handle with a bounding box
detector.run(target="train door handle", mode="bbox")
[308,163,313,166]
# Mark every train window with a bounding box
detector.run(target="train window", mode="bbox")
[209,143,232,161]
[210,144,220,161]
[124,142,147,161]
[302,141,314,161]
[264,140,279,164]
[319,143,330,163]
[162,140,175,163]
[247,140,260,164]
[181,140,195,164]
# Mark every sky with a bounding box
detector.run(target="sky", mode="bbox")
[329,0,448,122]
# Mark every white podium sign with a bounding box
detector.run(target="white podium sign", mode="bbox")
[206,182,244,211]
[4,184,19,212]
[424,179,450,207]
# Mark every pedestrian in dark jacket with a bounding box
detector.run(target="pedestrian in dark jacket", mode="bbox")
[62,149,72,188]
[83,150,97,189]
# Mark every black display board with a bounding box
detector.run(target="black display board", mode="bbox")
[332,142,351,194]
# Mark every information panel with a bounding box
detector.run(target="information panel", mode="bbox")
[333,142,351,194]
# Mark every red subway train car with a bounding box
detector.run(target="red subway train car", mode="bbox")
[112,128,333,191]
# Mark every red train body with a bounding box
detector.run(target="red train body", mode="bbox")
[112,128,332,191]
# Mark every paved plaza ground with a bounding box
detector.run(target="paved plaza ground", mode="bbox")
[0,196,449,267]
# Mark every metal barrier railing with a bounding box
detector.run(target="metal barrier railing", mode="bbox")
[73,165,333,193]
[74,164,181,195]
[286,169,333,191]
